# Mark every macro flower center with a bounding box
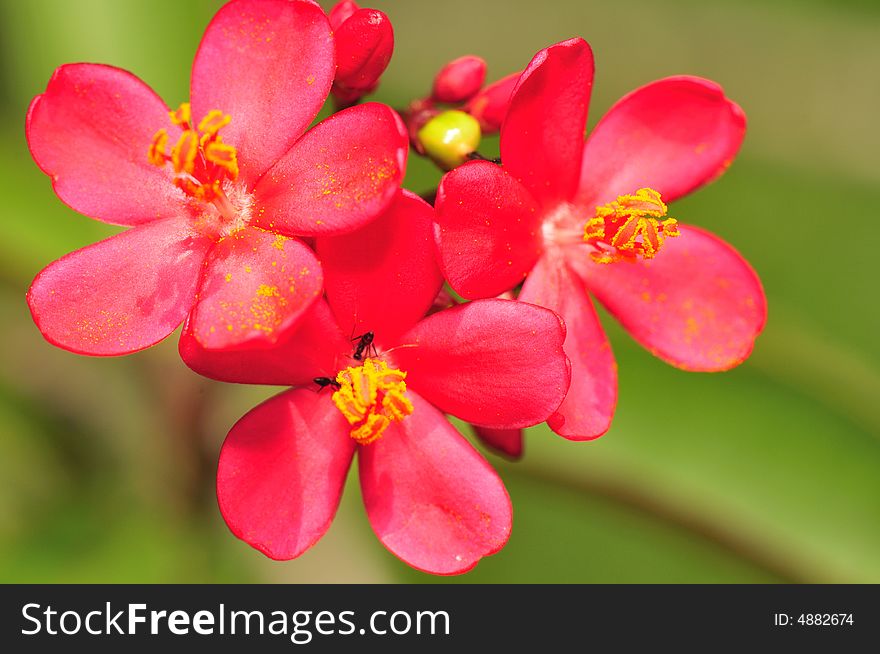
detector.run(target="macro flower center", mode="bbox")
[583,187,679,263]
[148,102,251,238]
[331,358,414,445]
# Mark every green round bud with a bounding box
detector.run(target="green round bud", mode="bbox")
[416,110,482,171]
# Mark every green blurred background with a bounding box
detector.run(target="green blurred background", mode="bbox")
[1,0,878,583]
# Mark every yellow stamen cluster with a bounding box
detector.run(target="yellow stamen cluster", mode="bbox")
[148,102,239,203]
[331,359,414,445]
[584,187,680,263]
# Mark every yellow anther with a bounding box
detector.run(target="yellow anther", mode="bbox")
[332,359,413,445]
[174,177,201,197]
[205,139,239,179]
[351,413,391,446]
[663,218,680,238]
[169,102,191,127]
[383,391,412,422]
[148,129,169,167]
[596,187,668,219]
[174,178,220,202]
[150,104,239,207]
[171,130,199,175]
[198,110,232,136]
[584,187,679,263]
[195,180,221,202]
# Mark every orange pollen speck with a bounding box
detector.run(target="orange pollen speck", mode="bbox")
[148,102,240,203]
[583,187,680,263]
[331,358,414,445]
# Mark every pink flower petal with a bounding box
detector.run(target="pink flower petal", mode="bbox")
[572,225,767,371]
[501,38,594,207]
[463,71,520,133]
[26,64,188,226]
[254,102,407,236]
[577,76,746,207]
[434,160,544,299]
[179,298,348,386]
[316,190,442,346]
[394,299,570,429]
[189,227,323,350]
[217,388,355,560]
[27,218,211,356]
[191,0,335,185]
[471,426,523,459]
[359,391,511,575]
[520,252,617,439]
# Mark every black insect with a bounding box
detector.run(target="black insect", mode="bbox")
[313,376,341,390]
[351,331,375,361]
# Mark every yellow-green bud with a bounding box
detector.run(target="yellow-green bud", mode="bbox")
[416,110,482,171]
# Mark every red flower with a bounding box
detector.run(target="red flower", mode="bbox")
[26,0,407,356]
[435,38,767,445]
[181,192,571,574]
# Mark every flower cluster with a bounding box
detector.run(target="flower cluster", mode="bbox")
[25,0,766,574]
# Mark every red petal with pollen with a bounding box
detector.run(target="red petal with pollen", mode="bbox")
[179,298,348,386]
[520,252,617,440]
[434,160,544,299]
[571,225,767,371]
[316,191,442,345]
[189,227,323,350]
[254,102,407,237]
[463,71,520,133]
[359,391,511,575]
[26,64,188,227]
[191,0,335,185]
[27,218,211,356]
[501,38,594,207]
[394,299,570,429]
[217,388,355,561]
[577,76,746,207]
[472,426,523,459]
[334,9,394,92]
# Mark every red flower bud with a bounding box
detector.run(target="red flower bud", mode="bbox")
[431,55,487,104]
[464,71,520,133]
[332,8,394,104]
[328,0,360,30]
[402,98,440,154]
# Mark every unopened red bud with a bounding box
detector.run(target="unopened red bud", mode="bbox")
[464,71,520,133]
[431,55,487,104]
[328,0,360,29]
[333,8,394,97]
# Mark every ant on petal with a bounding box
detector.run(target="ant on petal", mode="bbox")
[313,329,378,393]
[313,376,341,391]
[351,331,376,361]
